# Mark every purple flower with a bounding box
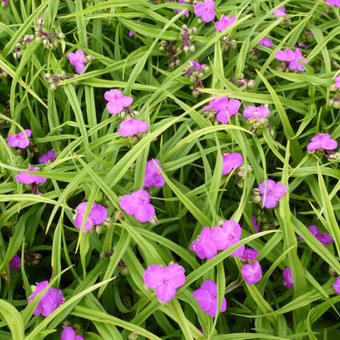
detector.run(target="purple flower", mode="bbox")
[67,49,86,74]
[282,267,294,289]
[74,202,107,231]
[241,260,262,285]
[251,216,260,233]
[306,133,338,151]
[16,166,47,185]
[240,248,258,261]
[176,0,189,16]
[203,97,229,112]
[243,106,270,120]
[273,6,287,19]
[275,49,308,71]
[215,15,236,32]
[144,264,185,303]
[258,179,287,209]
[258,37,273,47]
[119,189,155,223]
[144,159,165,188]
[210,220,245,257]
[61,326,84,340]
[8,129,32,149]
[216,99,241,124]
[39,150,56,164]
[299,225,333,246]
[326,0,340,7]
[117,119,148,137]
[194,0,215,23]
[222,152,243,175]
[192,280,227,317]
[203,97,241,123]
[104,89,133,115]
[333,276,340,294]
[335,76,340,90]
[9,254,21,272]
[190,227,219,260]
[27,281,64,317]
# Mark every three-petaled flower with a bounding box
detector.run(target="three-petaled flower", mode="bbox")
[8,129,32,149]
[306,133,337,151]
[258,179,287,209]
[192,280,227,317]
[241,260,262,285]
[144,159,165,188]
[118,119,148,137]
[104,89,133,115]
[119,189,155,223]
[27,281,64,317]
[222,152,243,175]
[74,202,108,231]
[67,49,86,74]
[144,264,185,302]
[275,49,308,71]
[194,0,215,23]
[215,15,236,32]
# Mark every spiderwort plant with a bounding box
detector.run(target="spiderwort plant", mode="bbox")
[67,49,86,74]
[193,280,227,317]
[16,166,47,194]
[184,60,208,95]
[119,189,155,223]
[256,179,287,209]
[8,129,31,149]
[144,264,185,302]
[194,0,215,23]
[241,260,262,285]
[275,49,308,72]
[61,326,84,340]
[74,202,108,231]
[144,159,165,188]
[27,281,64,317]
[104,89,133,115]
[117,119,149,138]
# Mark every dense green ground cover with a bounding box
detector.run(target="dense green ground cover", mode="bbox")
[0,0,340,339]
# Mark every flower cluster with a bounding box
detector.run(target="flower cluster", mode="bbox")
[190,220,245,260]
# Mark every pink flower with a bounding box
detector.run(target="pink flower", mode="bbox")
[326,0,340,7]
[144,264,185,303]
[16,166,47,185]
[282,267,294,289]
[251,216,260,233]
[222,152,243,175]
[215,15,236,32]
[241,260,262,285]
[192,280,227,317]
[61,326,84,340]
[258,37,273,47]
[8,129,32,149]
[335,76,340,90]
[203,97,229,112]
[203,97,241,123]
[273,6,287,19]
[240,248,258,261]
[194,0,215,23]
[9,254,21,272]
[210,220,245,257]
[306,133,338,151]
[275,49,308,71]
[144,159,165,188]
[258,179,287,209]
[190,227,219,260]
[333,276,340,294]
[67,49,86,74]
[39,150,56,164]
[299,225,333,246]
[176,0,189,16]
[118,119,148,137]
[74,202,107,231]
[119,189,155,223]
[27,281,64,317]
[104,89,133,115]
[243,106,270,120]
